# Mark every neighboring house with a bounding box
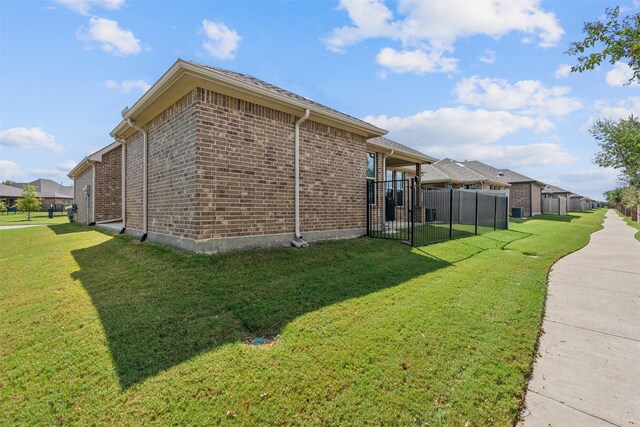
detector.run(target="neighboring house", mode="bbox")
[68,142,122,225]
[418,159,510,190]
[569,194,596,212]
[7,179,74,211]
[542,184,572,214]
[0,184,22,209]
[69,59,433,253]
[459,161,545,217]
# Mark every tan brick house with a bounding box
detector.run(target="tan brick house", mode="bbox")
[458,161,544,217]
[70,59,428,252]
[68,142,122,224]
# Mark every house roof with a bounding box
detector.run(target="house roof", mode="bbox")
[68,141,121,179]
[367,137,437,166]
[458,160,544,185]
[0,183,23,198]
[422,159,510,186]
[542,184,571,194]
[11,179,73,199]
[111,59,387,140]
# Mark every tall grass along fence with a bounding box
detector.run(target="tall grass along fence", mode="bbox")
[617,203,640,223]
[367,178,509,246]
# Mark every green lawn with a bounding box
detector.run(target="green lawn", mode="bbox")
[0,210,605,425]
[0,211,68,225]
[616,209,640,241]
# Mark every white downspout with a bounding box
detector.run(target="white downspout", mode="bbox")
[127,118,148,241]
[292,109,310,247]
[118,138,126,234]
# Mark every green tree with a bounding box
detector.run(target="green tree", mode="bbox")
[1,180,16,185]
[566,6,640,85]
[622,186,640,209]
[16,184,42,221]
[591,115,640,188]
[604,187,624,207]
[0,198,7,215]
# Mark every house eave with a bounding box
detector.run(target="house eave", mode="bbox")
[111,59,387,139]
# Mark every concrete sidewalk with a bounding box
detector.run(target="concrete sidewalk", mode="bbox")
[519,210,640,426]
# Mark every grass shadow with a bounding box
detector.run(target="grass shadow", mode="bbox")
[70,236,450,389]
[515,214,581,223]
[48,223,97,235]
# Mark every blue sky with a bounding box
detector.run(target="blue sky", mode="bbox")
[1,0,638,200]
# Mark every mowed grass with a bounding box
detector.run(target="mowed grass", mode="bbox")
[617,210,640,241]
[0,211,68,225]
[0,210,605,426]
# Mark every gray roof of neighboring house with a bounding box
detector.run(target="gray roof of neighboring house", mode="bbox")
[0,184,23,198]
[367,137,438,163]
[542,184,571,194]
[458,160,544,185]
[425,159,509,186]
[192,61,378,131]
[12,179,73,199]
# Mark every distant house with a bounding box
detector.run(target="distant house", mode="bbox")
[542,184,572,214]
[0,184,23,209]
[458,161,545,217]
[68,59,436,253]
[6,179,73,211]
[418,159,510,190]
[68,142,122,225]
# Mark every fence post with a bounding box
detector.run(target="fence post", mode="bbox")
[449,188,453,240]
[474,191,478,235]
[505,196,509,230]
[493,195,497,230]
[366,181,370,237]
[410,178,415,247]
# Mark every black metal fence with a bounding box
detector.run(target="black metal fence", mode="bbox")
[367,178,509,246]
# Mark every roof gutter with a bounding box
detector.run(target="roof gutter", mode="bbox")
[126,118,148,242]
[292,109,310,248]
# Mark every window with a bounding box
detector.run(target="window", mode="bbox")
[396,172,404,206]
[366,152,375,203]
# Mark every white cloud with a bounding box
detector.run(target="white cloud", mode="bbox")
[478,49,496,64]
[54,0,124,15]
[32,160,78,182]
[556,168,621,197]
[77,17,141,56]
[201,20,241,60]
[105,79,151,93]
[375,47,457,75]
[555,64,571,79]
[58,160,78,171]
[0,160,25,181]
[583,96,640,130]
[605,62,637,87]
[454,76,583,116]
[428,143,576,167]
[0,127,63,153]
[326,0,564,75]
[364,107,553,147]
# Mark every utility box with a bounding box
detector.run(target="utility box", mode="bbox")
[512,207,524,218]
[425,208,436,222]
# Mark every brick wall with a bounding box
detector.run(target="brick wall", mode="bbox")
[531,183,542,215]
[74,168,93,224]
[125,132,144,231]
[509,183,531,216]
[94,144,122,222]
[195,88,367,240]
[124,90,198,238]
